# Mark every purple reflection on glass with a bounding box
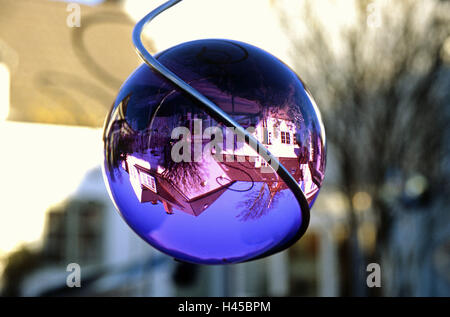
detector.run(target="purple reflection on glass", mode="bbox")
[103,39,326,264]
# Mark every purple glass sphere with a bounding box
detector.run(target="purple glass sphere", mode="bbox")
[102,39,326,264]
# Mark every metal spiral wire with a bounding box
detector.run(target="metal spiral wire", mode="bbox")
[132,0,311,253]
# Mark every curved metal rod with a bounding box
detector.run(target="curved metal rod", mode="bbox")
[132,0,311,252]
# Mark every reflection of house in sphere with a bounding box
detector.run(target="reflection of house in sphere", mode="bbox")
[121,102,324,216]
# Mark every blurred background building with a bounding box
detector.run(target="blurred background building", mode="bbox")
[0,0,449,296]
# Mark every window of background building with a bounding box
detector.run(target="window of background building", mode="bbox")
[43,200,104,265]
[288,231,319,296]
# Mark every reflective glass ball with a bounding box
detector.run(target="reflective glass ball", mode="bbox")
[103,39,326,264]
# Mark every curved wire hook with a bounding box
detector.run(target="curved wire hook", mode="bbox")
[132,0,311,252]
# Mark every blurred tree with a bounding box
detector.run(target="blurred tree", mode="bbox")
[278,0,450,296]
[1,247,42,297]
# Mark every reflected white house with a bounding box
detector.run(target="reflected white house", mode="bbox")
[121,108,323,216]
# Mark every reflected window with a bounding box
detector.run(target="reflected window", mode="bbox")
[281,131,291,144]
[140,172,157,193]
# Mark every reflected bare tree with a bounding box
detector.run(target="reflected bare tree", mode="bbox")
[237,182,283,221]
[278,0,450,295]
[160,141,203,190]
